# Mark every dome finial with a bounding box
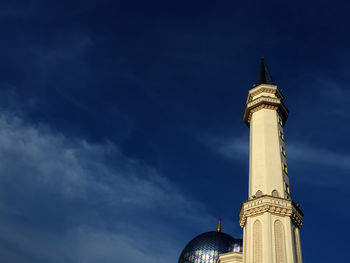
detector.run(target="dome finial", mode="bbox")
[217,216,221,232]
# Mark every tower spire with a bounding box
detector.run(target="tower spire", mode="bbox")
[255,56,273,86]
[217,216,221,232]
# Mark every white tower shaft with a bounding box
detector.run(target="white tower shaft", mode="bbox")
[247,85,289,199]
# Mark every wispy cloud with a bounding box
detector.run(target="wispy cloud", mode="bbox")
[286,142,350,189]
[204,132,350,171]
[199,131,350,190]
[199,133,249,161]
[288,143,350,170]
[0,111,213,263]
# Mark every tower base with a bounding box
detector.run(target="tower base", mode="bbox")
[239,195,303,263]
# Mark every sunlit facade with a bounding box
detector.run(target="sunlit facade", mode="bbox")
[178,58,303,263]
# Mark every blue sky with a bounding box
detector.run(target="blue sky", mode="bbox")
[0,0,349,262]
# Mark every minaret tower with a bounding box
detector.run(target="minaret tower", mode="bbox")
[239,58,303,263]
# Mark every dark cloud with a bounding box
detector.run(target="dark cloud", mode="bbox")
[0,112,215,262]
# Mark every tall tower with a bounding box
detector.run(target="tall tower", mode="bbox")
[239,58,303,263]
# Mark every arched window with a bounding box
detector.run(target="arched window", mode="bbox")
[279,130,285,141]
[281,146,286,156]
[274,220,286,263]
[272,190,279,197]
[282,163,288,174]
[256,190,263,197]
[253,220,262,263]
[278,116,283,126]
[294,228,302,263]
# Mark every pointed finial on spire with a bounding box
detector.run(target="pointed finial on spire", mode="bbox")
[240,233,243,239]
[254,56,274,86]
[217,216,222,232]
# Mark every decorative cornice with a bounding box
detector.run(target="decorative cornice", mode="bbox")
[246,86,284,104]
[243,96,289,126]
[217,252,242,263]
[239,195,303,229]
[248,96,280,107]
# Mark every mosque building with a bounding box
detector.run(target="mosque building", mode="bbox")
[178,58,304,263]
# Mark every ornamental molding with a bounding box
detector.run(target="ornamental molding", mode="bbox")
[243,96,289,126]
[246,86,284,103]
[248,96,281,108]
[239,195,303,229]
[217,252,243,263]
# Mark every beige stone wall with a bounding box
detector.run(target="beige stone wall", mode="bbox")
[246,84,290,200]
[249,108,287,199]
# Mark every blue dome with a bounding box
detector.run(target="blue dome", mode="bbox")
[178,231,242,263]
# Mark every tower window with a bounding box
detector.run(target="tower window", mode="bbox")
[282,163,288,174]
[278,116,283,126]
[285,183,290,194]
[279,130,284,141]
[272,190,279,197]
[281,146,286,156]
